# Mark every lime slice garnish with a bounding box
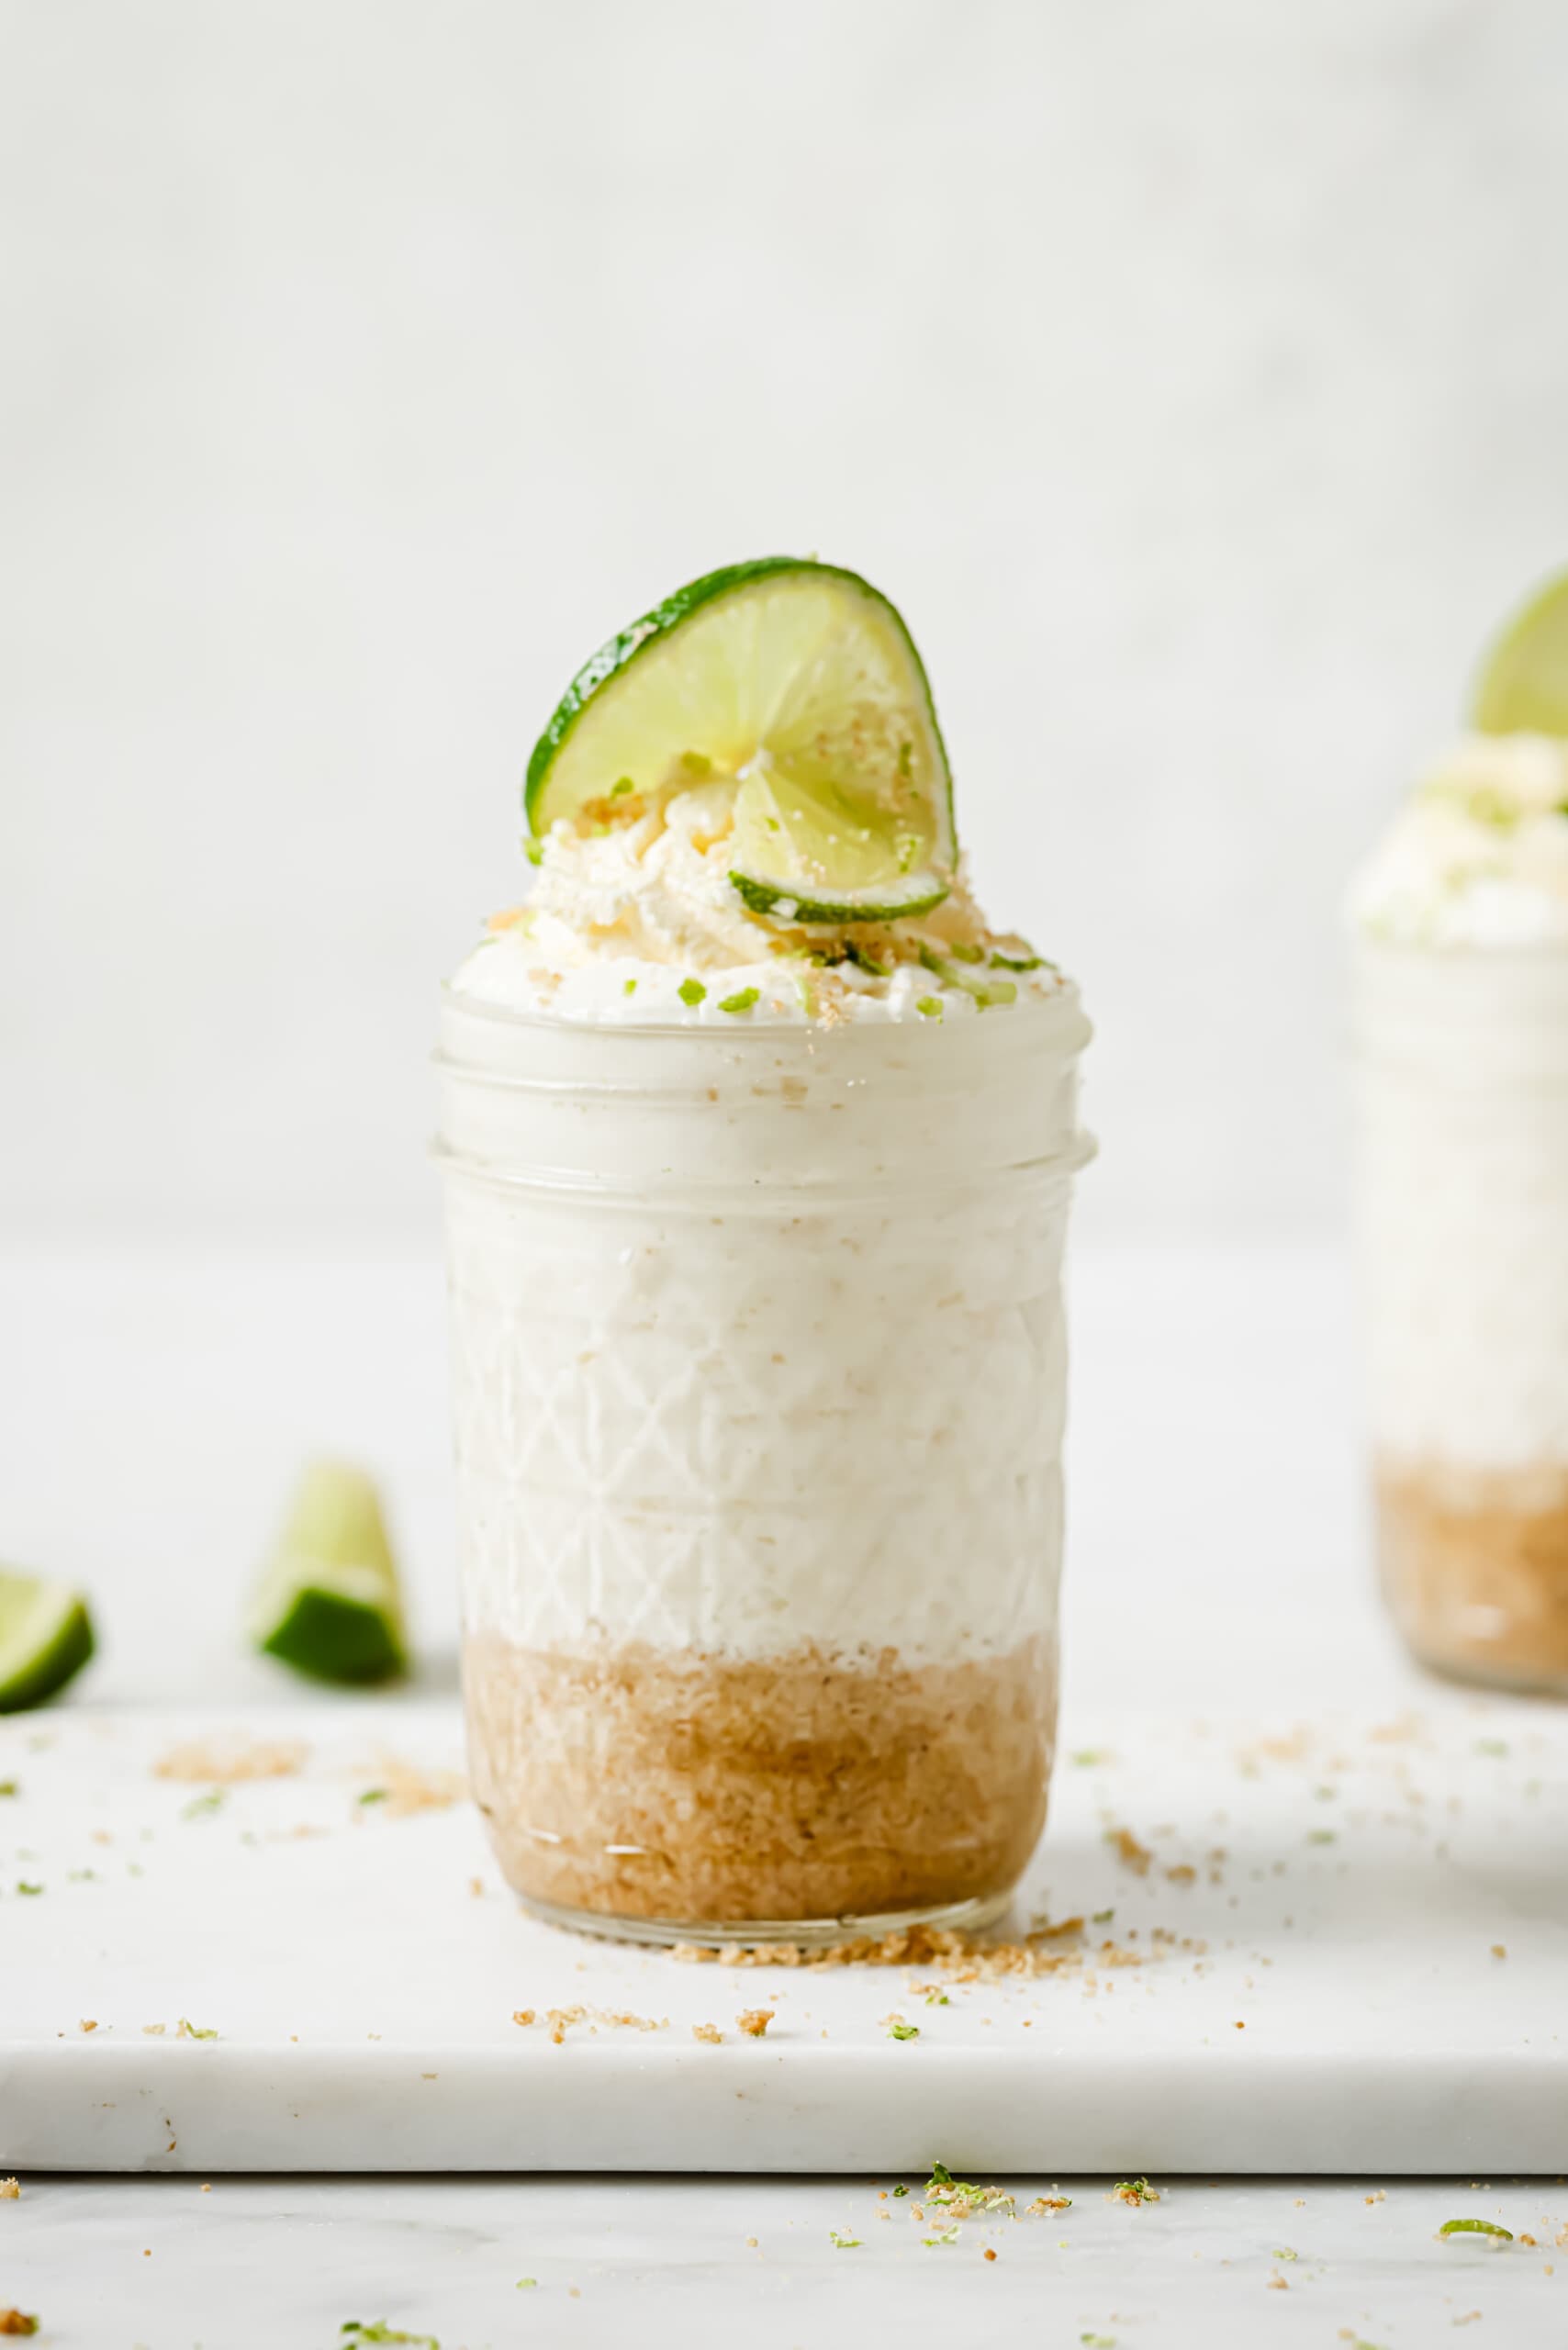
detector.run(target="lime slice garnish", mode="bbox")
[0,1569,95,1713]
[251,1461,407,1686]
[1473,567,1568,737]
[525,557,955,923]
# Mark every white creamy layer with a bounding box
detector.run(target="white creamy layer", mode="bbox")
[440,997,1089,1666]
[1354,941,1568,1467]
[1350,733,1568,948]
[451,782,1063,1025]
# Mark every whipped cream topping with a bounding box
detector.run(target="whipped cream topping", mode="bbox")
[1350,733,1568,948]
[452,782,1066,1024]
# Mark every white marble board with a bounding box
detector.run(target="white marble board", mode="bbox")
[3,1700,1564,2176]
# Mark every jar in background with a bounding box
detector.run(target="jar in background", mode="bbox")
[1354,940,1568,1694]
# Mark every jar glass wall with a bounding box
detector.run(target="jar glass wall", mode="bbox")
[438,988,1092,1942]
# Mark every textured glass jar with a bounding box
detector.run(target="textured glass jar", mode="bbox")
[1354,940,1568,1695]
[438,985,1093,1943]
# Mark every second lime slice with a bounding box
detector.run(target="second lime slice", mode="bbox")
[1473,567,1568,738]
[525,557,956,923]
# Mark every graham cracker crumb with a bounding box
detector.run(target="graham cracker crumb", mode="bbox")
[141,2024,165,2037]
[1106,1827,1152,1874]
[1491,1944,1507,1959]
[691,2022,723,2044]
[512,2009,536,2027]
[0,2312,39,2336]
[363,1752,467,1819]
[736,2009,774,2038]
[0,2181,17,2200]
[154,1738,307,1784]
[78,2020,97,2034]
[983,2247,997,2261]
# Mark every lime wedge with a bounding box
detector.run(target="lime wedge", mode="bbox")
[251,1461,407,1685]
[0,1570,95,1712]
[1473,567,1568,737]
[525,557,955,923]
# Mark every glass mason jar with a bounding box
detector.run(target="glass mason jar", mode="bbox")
[1353,939,1568,1695]
[437,982,1093,1943]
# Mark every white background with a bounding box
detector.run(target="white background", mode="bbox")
[6,0,1568,1251]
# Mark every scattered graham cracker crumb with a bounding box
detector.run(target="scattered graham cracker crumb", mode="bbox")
[983,2247,997,2262]
[745,2235,757,2248]
[512,2009,536,2028]
[736,2009,774,2038]
[1519,2232,1538,2246]
[1491,1944,1507,1959]
[154,1738,307,1784]
[1365,2190,1385,2204]
[1106,1827,1152,1874]
[141,2024,165,2037]
[362,1753,467,1819]
[0,2181,17,2200]
[78,2020,97,2033]
[692,2023,722,2044]
[671,1921,1150,1983]
[469,1877,485,1897]
[200,2184,210,2193]
[0,2312,39,2334]
[1267,2274,1288,2290]
[1165,1864,1196,1885]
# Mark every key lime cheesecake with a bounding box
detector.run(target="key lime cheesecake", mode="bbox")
[1351,571,1568,1694]
[439,559,1093,1937]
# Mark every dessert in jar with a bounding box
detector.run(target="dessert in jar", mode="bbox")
[438,557,1092,1941]
[1350,570,1568,1695]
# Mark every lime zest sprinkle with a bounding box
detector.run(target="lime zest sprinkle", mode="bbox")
[515,2278,536,2288]
[984,979,1017,1006]
[947,943,984,964]
[829,2230,861,2249]
[678,978,707,1008]
[923,2225,961,2246]
[177,2018,218,2041]
[718,988,760,1016]
[915,996,943,1019]
[610,777,634,797]
[524,836,544,867]
[622,978,637,996]
[679,749,713,778]
[17,1882,42,1897]
[0,1782,17,1796]
[181,1790,225,1819]
[887,2021,920,2041]
[1438,2217,1513,2239]
[1473,1738,1509,1756]
[357,1788,388,1807]
[1307,1829,1337,1845]
[1092,1907,1114,1923]
[924,1990,950,2006]
[339,2326,442,2348]
[1111,2177,1159,2206]
[991,948,1052,971]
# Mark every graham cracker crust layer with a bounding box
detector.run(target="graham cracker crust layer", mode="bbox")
[463,1632,1056,1924]
[1376,1458,1568,1694]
